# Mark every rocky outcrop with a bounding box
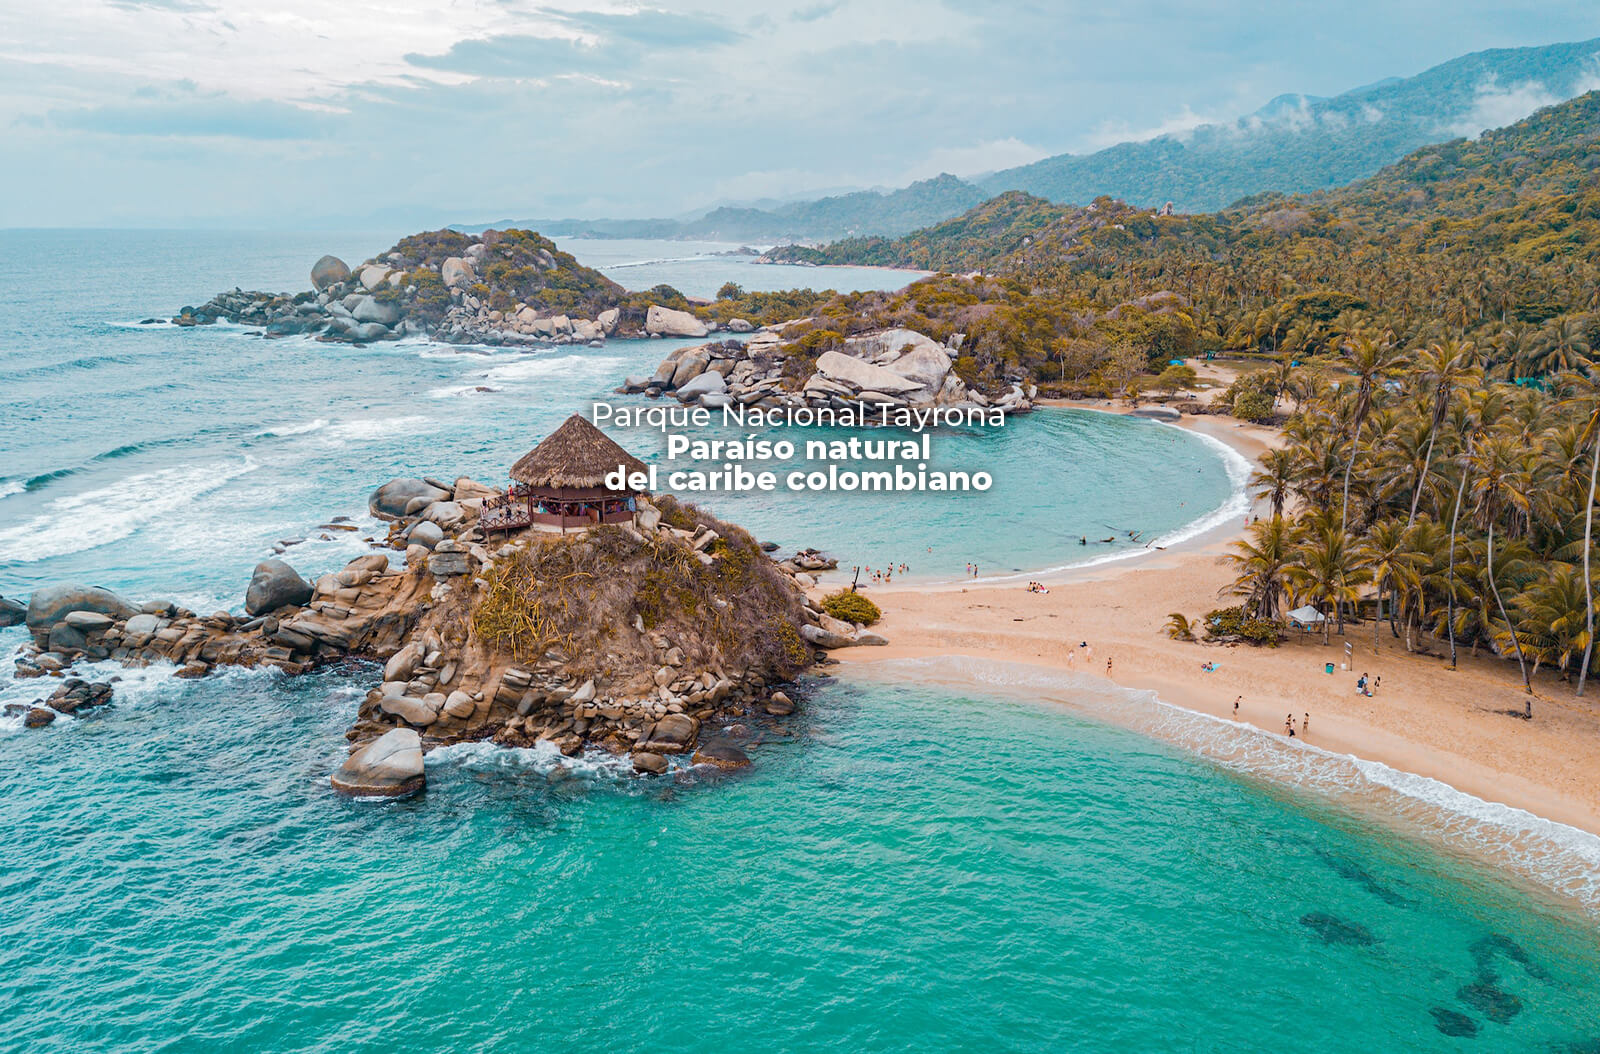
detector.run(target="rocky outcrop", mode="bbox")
[311,255,351,291]
[0,595,24,628]
[330,728,425,797]
[646,305,709,338]
[172,229,630,349]
[8,475,865,792]
[244,560,315,616]
[627,325,1034,415]
[440,257,476,288]
[4,679,115,729]
[369,478,452,520]
[24,584,137,649]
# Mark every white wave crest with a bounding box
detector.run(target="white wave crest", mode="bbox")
[0,459,258,564]
[253,418,327,438]
[320,416,436,443]
[484,354,624,385]
[429,738,642,781]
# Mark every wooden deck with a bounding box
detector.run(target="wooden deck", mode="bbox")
[480,496,635,533]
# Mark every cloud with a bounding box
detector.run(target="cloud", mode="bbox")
[49,89,330,138]
[557,8,743,47]
[1440,71,1600,138]
[405,34,599,78]
[902,137,1051,180]
[404,8,741,79]
[1077,105,1218,152]
[790,2,843,22]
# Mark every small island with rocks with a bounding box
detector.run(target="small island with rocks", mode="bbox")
[7,416,889,797]
[167,227,746,348]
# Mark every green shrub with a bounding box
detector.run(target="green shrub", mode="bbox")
[1203,606,1281,646]
[822,590,881,626]
[1232,389,1275,423]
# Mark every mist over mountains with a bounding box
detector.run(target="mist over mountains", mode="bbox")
[979,35,1600,212]
[468,36,1600,244]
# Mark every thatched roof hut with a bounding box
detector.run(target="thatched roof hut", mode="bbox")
[509,413,648,490]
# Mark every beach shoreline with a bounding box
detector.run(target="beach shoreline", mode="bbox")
[831,404,1600,846]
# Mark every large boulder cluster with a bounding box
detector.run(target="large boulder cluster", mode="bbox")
[7,470,881,798]
[170,229,647,348]
[626,326,1035,414]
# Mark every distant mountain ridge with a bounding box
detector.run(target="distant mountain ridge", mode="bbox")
[457,174,986,243]
[978,36,1600,211]
[459,36,1600,242]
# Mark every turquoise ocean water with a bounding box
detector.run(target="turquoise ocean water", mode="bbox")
[0,230,1597,1051]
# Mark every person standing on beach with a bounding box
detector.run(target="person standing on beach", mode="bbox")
[1105,658,1113,677]
[1303,712,1310,735]
[1285,714,1295,737]
[1233,696,1241,719]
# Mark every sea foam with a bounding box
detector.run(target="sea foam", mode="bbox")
[0,459,258,564]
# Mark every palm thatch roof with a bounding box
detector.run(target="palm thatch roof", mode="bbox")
[509,414,648,489]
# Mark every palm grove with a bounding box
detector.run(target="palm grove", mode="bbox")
[755,93,1600,708]
[1228,335,1600,712]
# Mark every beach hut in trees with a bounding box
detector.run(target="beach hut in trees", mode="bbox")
[480,414,648,534]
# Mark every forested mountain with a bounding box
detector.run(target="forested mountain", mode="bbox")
[980,36,1600,211]
[758,89,1600,389]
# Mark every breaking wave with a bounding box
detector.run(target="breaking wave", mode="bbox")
[0,459,259,564]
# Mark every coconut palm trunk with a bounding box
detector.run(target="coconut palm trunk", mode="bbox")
[1446,445,1472,670]
[1408,427,1437,526]
[1579,431,1599,696]
[1485,520,1533,712]
[1340,418,1365,537]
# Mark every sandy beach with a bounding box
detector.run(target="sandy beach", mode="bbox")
[835,407,1600,840]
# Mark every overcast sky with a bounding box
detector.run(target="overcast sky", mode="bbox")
[4,0,1599,228]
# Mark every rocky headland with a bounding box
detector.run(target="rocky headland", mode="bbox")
[623,325,1036,414]
[168,227,739,348]
[7,476,890,796]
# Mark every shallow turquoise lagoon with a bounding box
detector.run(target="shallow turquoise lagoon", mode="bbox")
[1,663,1597,1052]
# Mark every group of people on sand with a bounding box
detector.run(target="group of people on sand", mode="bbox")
[1231,694,1311,739]
[1026,581,1050,594]
[1065,641,1111,676]
[1356,672,1380,697]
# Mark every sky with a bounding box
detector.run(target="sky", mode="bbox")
[3,0,1600,228]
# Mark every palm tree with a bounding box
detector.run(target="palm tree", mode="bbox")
[1339,333,1398,534]
[1445,438,1474,669]
[1408,339,1481,525]
[1533,316,1592,375]
[1468,435,1536,710]
[1287,519,1369,645]
[1355,519,1417,656]
[1556,367,1600,695]
[1512,564,1591,682]
[1224,516,1293,621]
[1251,448,1297,519]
